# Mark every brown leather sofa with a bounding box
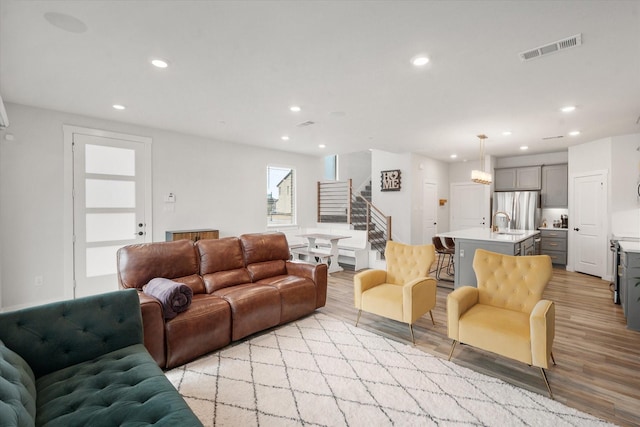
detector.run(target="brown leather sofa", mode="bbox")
[117,232,327,369]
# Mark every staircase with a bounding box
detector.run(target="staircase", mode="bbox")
[317,179,391,258]
[350,181,389,256]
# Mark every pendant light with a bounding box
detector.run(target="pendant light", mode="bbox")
[471,134,492,184]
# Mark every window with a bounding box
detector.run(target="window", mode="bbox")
[267,166,296,226]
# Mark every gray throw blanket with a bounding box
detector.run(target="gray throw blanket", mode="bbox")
[143,278,193,319]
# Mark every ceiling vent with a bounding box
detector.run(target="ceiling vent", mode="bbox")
[519,33,582,61]
[542,135,564,140]
[297,120,315,127]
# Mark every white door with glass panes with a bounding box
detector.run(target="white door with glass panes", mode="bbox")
[72,131,151,298]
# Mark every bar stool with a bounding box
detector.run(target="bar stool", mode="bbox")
[432,237,454,281]
[443,237,456,275]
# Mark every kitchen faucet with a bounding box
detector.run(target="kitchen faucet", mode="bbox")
[492,211,511,232]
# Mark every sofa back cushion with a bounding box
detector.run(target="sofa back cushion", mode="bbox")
[0,290,143,378]
[0,340,36,427]
[117,240,205,295]
[240,233,289,281]
[196,237,251,292]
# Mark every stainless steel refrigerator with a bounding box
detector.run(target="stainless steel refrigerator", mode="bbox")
[492,191,540,230]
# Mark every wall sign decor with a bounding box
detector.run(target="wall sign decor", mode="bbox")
[381,169,401,191]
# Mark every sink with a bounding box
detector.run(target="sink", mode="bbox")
[495,231,524,236]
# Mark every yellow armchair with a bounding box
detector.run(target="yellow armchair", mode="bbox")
[354,241,437,344]
[447,249,556,396]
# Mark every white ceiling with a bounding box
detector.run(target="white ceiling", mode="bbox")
[1,1,639,161]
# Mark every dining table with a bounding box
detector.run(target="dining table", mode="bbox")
[297,233,350,273]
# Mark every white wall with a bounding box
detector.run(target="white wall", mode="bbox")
[338,150,371,191]
[412,154,450,243]
[371,150,413,243]
[0,103,322,309]
[610,134,640,238]
[370,150,450,244]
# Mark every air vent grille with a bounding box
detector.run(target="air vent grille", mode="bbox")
[519,33,582,62]
[542,135,564,140]
[297,121,315,127]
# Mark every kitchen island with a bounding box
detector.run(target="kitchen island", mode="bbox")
[436,228,540,288]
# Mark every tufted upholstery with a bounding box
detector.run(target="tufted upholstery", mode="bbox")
[354,241,437,343]
[0,290,203,426]
[447,249,556,396]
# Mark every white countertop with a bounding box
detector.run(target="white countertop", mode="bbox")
[437,228,539,243]
[538,227,568,231]
[620,241,640,253]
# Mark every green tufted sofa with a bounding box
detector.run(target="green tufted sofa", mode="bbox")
[0,289,203,427]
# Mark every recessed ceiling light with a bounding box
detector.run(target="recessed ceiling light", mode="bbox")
[112,104,126,110]
[281,135,290,141]
[318,144,326,148]
[561,105,576,113]
[151,58,169,68]
[520,146,528,150]
[450,154,457,159]
[289,105,301,112]
[411,55,430,67]
[502,131,512,136]
[569,130,580,136]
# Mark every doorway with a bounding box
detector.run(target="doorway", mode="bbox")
[449,182,490,231]
[422,181,438,244]
[571,170,607,277]
[65,126,152,298]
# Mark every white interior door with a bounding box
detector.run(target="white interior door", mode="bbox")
[450,182,490,231]
[72,131,152,298]
[423,181,437,244]
[572,171,607,277]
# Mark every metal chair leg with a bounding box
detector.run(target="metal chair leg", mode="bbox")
[409,324,415,345]
[355,309,362,327]
[550,351,556,365]
[540,367,553,398]
[448,340,457,361]
[429,310,435,325]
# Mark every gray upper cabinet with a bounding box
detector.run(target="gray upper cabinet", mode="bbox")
[494,166,541,191]
[541,164,568,208]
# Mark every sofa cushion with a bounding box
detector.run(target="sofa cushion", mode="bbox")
[257,275,317,324]
[196,238,251,292]
[117,240,205,294]
[164,295,232,369]
[0,340,36,427]
[240,232,289,264]
[35,344,202,427]
[213,284,281,341]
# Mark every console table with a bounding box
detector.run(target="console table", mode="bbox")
[165,229,219,242]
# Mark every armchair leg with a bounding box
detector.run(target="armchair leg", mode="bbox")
[447,340,457,361]
[355,310,362,327]
[429,310,435,325]
[550,351,556,365]
[540,368,553,398]
[409,324,415,345]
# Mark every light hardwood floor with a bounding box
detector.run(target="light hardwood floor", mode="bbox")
[319,265,640,427]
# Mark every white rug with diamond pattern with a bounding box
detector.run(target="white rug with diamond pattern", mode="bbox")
[165,313,614,426]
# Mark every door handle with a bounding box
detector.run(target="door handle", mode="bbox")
[573,227,580,231]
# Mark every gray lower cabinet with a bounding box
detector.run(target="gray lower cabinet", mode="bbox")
[539,229,567,265]
[620,250,640,331]
[454,239,521,288]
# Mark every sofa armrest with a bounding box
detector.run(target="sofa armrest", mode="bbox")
[402,277,437,324]
[530,299,555,369]
[137,291,166,368]
[353,269,388,309]
[285,260,328,308]
[0,289,143,378]
[446,286,479,341]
